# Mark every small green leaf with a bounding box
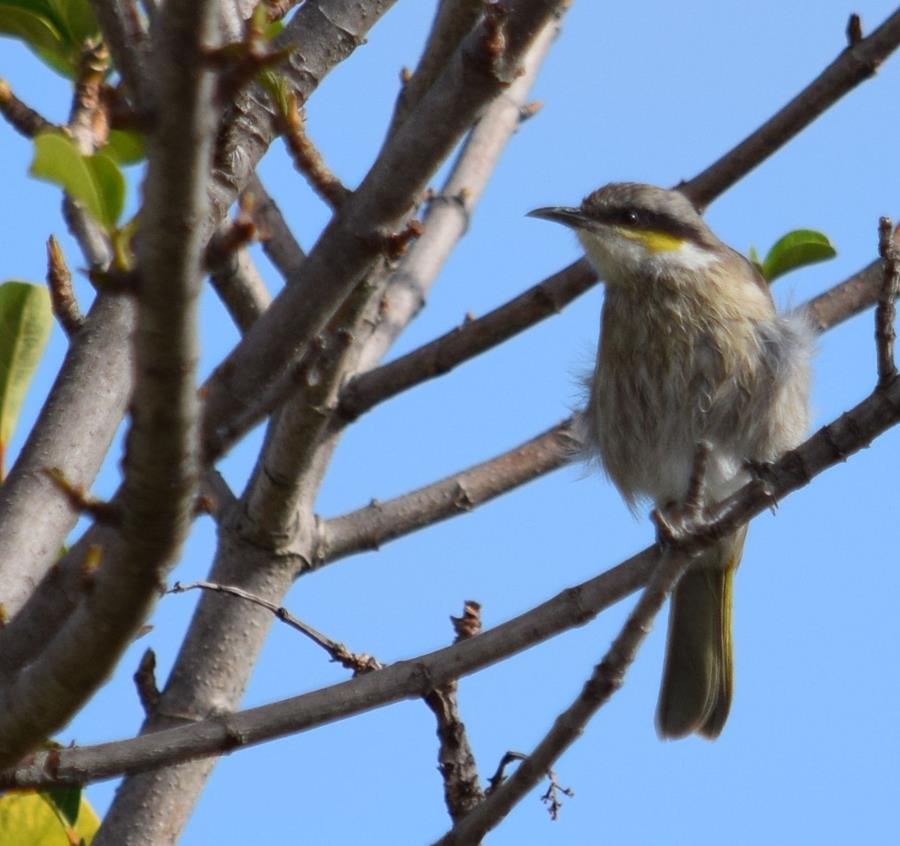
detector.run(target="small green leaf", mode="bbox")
[104,129,145,165]
[0,281,52,477]
[86,152,126,224]
[48,0,98,46]
[258,70,291,117]
[0,6,70,76]
[760,229,836,283]
[42,786,81,827]
[263,19,284,41]
[30,131,125,228]
[0,0,98,77]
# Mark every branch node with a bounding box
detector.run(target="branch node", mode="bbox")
[480,2,512,81]
[134,648,160,715]
[206,6,294,105]
[43,467,120,524]
[379,219,424,261]
[46,236,84,336]
[519,100,542,121]
[80,544,104,590]
[450,600,482,641]
[204,199,258,271]
[846,13,863,47]
[69,40,110,144]
[486,751,526,795]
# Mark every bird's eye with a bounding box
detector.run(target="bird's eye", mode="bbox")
[623,209,640,225]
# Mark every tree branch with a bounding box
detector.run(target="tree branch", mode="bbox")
[338,260,595,422]
[243,173,306,282]
[680,8,900,210]
[387,0,483,134]
[317,419,578,565]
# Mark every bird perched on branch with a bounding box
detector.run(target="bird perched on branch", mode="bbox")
[530,183,813,739]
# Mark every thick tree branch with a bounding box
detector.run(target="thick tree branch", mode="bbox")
[0,0,219,771]
[89,14,567,840]
[387,0,483,134]
[0,0,391,628]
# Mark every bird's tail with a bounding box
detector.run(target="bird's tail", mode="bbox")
[655,527,745,740]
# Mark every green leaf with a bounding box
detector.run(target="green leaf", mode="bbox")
[0,0,98,77]
[0,6,70,76]
[0,281,52,476]
[42,786,81,827]
[47,0,98,46]
[104,129,145,165]
[30,131,125,228]
[760,229,837,283]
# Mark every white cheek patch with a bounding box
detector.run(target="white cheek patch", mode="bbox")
[665,240,721,270]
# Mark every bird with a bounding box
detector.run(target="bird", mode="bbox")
[529,183,813,739]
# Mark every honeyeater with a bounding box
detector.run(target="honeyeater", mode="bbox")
[530,183,812,739]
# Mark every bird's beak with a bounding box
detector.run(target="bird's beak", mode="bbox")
[527,206,588,230]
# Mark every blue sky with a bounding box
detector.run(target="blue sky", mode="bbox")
[3,1,900,843]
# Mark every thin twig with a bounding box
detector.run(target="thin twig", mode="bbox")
[0,79,53,138]
[680,8,900,210]
[540,769,574,821]
[169,581,382,674]
[338,260,596,423]
[486,751,526,794]
[243,173,306,282]
[875,218,900,387]
[46,237,84,336]
[424,600,484,823]
[278,92,350,210]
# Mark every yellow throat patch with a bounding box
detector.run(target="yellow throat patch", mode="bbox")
[615,227,685,253]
